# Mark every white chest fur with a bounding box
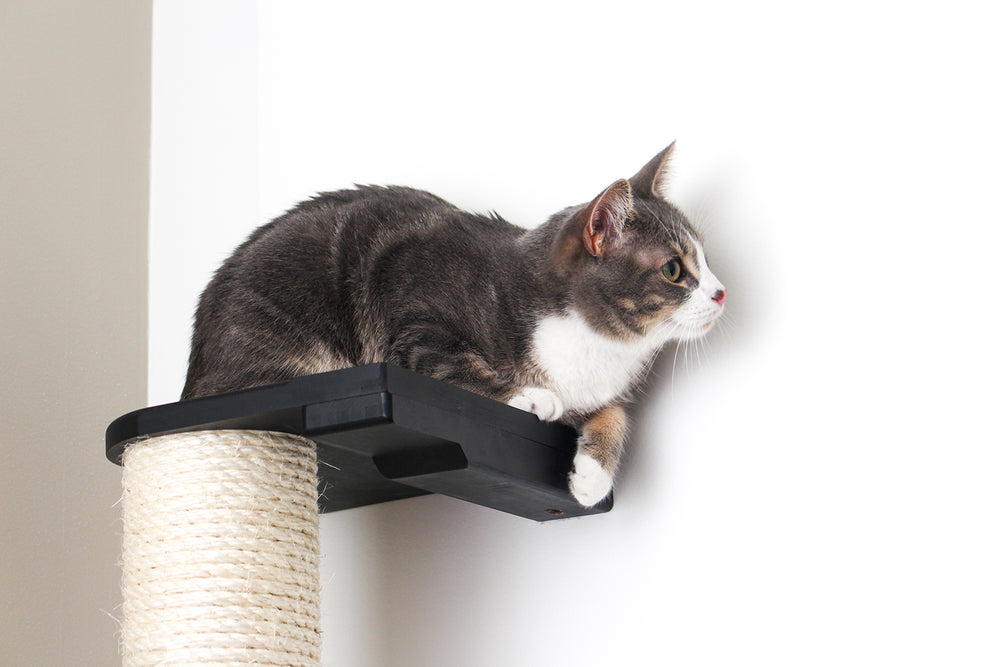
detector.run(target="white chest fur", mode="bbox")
[530,309,661,414]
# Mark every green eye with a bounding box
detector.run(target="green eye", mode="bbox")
[662,259,682,282]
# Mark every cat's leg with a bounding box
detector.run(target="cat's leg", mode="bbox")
[386,324,563,420]
[569,405,627,507]
[507,387,564,421]
[387,328,516,400]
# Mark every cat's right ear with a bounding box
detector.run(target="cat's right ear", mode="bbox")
[553,179,633,271]
[581,179,634,257]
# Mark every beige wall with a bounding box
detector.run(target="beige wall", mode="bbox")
[1,2,151,664]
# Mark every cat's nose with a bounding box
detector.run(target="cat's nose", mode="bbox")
[711,288,727,305]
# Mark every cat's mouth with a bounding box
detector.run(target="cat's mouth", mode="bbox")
[695,316,719,335]
[702,305,726,331]
[705,305,725,327]
[669,309,723,340]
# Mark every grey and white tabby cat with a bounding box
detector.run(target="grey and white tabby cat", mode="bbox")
[182,143,726,506]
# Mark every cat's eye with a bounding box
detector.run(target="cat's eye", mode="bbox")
[662,259,682,282]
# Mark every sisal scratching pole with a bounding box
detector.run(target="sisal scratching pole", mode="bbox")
[120,430,321,666]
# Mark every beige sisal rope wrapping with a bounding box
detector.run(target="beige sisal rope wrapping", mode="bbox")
[120,430,321,666]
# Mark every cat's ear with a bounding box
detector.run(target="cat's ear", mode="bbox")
[629,141,675,201]
[581,179,633,257]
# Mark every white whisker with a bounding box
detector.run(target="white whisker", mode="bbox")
[670,340,681,390]
[640,201,682,246]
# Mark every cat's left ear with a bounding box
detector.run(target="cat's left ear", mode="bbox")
[629,141,675,201]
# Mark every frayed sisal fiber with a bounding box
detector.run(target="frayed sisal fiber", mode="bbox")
[120,430,320,666]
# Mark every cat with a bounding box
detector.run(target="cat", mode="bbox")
[182,143,726,507]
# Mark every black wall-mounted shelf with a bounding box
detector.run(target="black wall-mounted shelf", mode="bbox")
[106,363,611,521]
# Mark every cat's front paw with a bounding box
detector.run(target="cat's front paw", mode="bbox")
[569,452,613,507]
[508,387,564,421]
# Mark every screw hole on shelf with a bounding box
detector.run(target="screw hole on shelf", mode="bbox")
[545,508,563,515]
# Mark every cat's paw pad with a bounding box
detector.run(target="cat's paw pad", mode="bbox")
[508,387,564,421]
[569,453,613,507]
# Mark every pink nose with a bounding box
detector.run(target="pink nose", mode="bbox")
[712,288,727,305]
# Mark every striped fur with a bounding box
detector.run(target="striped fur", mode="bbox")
[183,145,725,505]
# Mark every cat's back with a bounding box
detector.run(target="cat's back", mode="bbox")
[211,185,529,300]
[243,185,457,255]
[317,184,523,244]
[185,185,494,398]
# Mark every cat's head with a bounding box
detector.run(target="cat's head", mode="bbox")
[553,143,726,343]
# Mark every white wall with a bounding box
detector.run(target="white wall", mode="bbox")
[151,2,1000,665]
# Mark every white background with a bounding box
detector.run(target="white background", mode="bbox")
[151,2,999,665]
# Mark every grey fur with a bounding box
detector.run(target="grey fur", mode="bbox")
[182,147,705,432]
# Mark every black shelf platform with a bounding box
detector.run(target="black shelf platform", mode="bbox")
[106,363,611,521]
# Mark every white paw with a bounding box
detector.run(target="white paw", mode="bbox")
[508,387,564,421]
[569,452,613,507]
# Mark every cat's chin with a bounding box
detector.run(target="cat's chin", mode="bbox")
[664,318,720,342]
